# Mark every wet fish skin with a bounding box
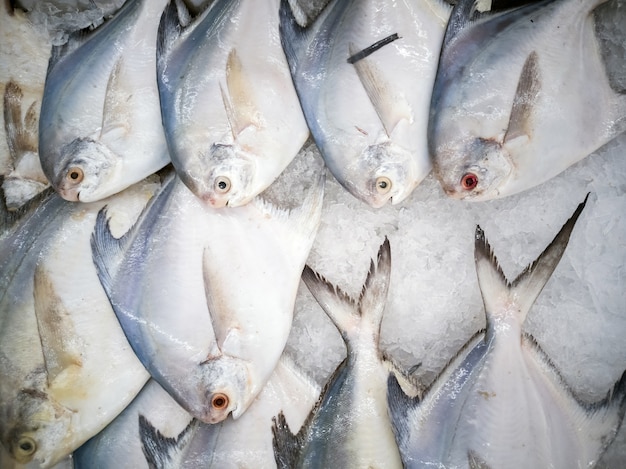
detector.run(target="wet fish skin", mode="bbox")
[38,0,170,203]
[429,0,626,201]
[280,0,451,208]
[156,0,309,208]
[388,195,626,468]
[0,183,154,468]
[91,168,325,424]
[273,239,415,468]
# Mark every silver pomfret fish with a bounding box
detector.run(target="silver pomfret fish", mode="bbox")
[0,182,153,468]
[387,196,626,468]
[429,0,626,200]
[280,0,451,208]
[272,239,419,468]
[91,168,324,424]
[156,0,309,208]
[38,0,170,202]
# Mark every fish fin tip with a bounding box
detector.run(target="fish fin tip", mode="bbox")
[357,238,391,328]
[272,411,301,469]
[442,0,485,49]
[468,449,492,469]
[510,195,588,317]
[157,0,189,65]
[3,80,38,162]
[386,372,417,450]
[302,264,359,338]
[139,414,197,468]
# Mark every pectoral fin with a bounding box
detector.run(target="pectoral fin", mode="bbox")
[221,48,262,139]
[503,51,541,144]
[349,43,412,138]
[3,81,38,162]
[33,264,84,386]
[100,57,132,140]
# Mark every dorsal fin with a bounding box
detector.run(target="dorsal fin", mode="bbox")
[503,51,541,144]
[139,414,198,469]
[156,0,191,69]
[348,44,412,138]
[441,0,485,49]
[474,194,589,326]
[33,264,84,387]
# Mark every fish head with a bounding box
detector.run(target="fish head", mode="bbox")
[181,143,255,208]
[345,141,421,208]
[433,136,513,201]
[197,355,251,424]
[0,387,73,467]
[52,138,119,202]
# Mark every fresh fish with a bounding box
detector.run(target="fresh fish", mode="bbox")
[2,81,49,209]
[0,181,154,468]
[387,195,626,468]
[280,0,451,208]
[91,168,324,424]
[156,0,309,208]
[272,239,420,468]
[38,0,170,202]
[428,0,626,200]
[77,357,320,468]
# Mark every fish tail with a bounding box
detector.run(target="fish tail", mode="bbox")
[3,81,37,163]
[386,373,418,452]
[357,237,392,331]
[90,207,123,294]
[156,0,189,73]
[474,194,589,326]
[271,412,300,469]
[139,414,197,469]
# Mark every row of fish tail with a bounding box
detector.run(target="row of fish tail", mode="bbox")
[474,193,589,329]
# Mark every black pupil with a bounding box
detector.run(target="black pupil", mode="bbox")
[214,397,225,407]
[70,172,79,180]
[20,441,32,451]
[218,181,227,190]
[378,181,387,189]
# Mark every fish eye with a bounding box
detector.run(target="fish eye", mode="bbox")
[214,176,231,194]
[461,173,478,190]
[375,176,392,194]
[211,393,229,410]
[66,167,84,184]
[16,436,37,457]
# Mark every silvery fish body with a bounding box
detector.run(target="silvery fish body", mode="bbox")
[156,0,309,208]
[38,0,170,202]
[0,182,154,468]
[273,240,417,468]
[280,0,451,208]
[79,357,320,469]
[91,169,324,424]
[387,197,626,468]
[429,0,626,200]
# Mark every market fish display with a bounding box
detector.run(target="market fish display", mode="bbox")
[428,0,626,201]
[91,167,324,424]
[387,196,626,468]
[78,357,320,469]
[280,0,451,208]
[0,180,154,468]
[273,239,419,468]
[156,0,309,208]
[38,0,170,202]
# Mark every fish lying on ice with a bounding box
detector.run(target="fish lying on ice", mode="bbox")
[428,0,626,200]
[2,81,49,209]
[91,167,324,424]
[272,239,420,468]
[75,357,320,469]
[38,0,170,202]
[387,195,626,468]
[156,0,309,208]
[280,0,451,208]
[0,180,155,468]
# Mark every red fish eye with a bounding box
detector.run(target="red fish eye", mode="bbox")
[461,173,478,190]
[211,393,229,410]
